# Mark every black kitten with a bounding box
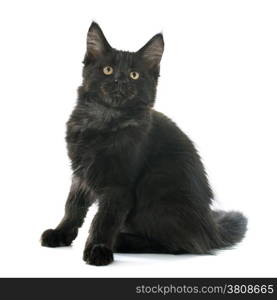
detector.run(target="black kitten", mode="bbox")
[41,22,247,266]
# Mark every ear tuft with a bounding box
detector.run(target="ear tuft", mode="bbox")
[138,33,164,67]
[87,22,111,59]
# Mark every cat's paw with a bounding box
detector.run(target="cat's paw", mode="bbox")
[83,243,114,266]
[41,228,77,247]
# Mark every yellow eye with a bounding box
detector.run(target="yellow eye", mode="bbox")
[130,71,140,80]
[103,66,113,75]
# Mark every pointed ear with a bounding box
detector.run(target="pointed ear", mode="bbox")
[138,33,164,68]
[86,22,112,59]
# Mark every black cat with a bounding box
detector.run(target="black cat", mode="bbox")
[41,22,247,266]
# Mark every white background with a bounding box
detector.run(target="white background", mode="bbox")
[0,0,276,277]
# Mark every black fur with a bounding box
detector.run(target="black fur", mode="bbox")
[41,22,247,265]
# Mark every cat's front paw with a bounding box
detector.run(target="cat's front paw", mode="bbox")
[83,243,114,266]
[41,228,77,247]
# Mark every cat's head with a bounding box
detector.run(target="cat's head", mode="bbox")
[81,22,164,109]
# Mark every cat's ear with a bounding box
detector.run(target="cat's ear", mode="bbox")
[86,22,112,59]
[138,33,164,68]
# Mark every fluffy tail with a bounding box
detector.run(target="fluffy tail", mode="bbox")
[213,210,248,248]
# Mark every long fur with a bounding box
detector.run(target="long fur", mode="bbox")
[41,22,247,265]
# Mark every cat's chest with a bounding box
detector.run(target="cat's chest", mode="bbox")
[68,123,144,179]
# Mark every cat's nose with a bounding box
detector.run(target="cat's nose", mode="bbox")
[114,78,127,85]
[114,72,127,84]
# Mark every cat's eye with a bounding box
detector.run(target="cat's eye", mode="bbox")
[130,71,140,80]
[103,66,113,75]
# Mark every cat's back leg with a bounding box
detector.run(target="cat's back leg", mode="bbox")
[126,171,219,254]
[114,232,169,253]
